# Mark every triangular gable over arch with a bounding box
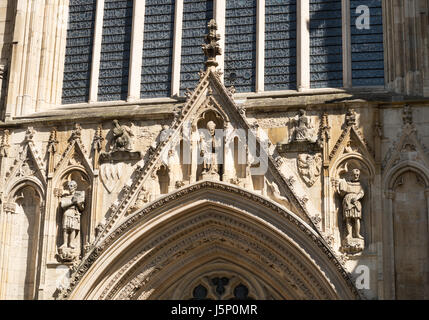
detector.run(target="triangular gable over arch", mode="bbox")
[53,124,93,178]
[383,106,429,173]
[97,67,325,241]
[4,127,46,188]
[329,109,375,168]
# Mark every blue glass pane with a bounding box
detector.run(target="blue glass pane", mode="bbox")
[265,0,297,91]
[310,0,343,88]
[98,0,133,102]
[350,0,384,86]
[62,0,97,104]
[180,0,214,95]
[224,0,257,93]
[141,0,175,98]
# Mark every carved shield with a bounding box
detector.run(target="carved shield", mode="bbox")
[100,162,124,193]
[297,153,322,187]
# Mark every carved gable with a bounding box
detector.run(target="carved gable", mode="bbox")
[329,110,374,167]
[4,128,46,188]
[95,68,325,242]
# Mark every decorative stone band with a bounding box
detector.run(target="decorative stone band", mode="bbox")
[57,180,360,300]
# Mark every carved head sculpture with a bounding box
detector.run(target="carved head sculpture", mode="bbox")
[207,121,216,136]
[113,119,120,128]
[66,180,77,194]
[299,109,306,117]
[352,169,360,182]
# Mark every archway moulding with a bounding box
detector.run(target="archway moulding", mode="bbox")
[58,180,360,300]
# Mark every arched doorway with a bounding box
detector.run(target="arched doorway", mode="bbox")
[60,182,359,300]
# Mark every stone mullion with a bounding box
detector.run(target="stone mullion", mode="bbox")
[384,190,396,299]
[297,0,310,91]
[214,0,225,82]
[0,206,16,299]
[37,132,58,300]
[341,0,351,88]
[35,0,54,112]
[89,0,105,103]
[21,0,46,115]
[51,0,69,106]
[255,0,265,92]
[171,0,184,96]
[4,0,31,119]
[127,0,145,102]
[425,189,429,233]
[0,210,8,299]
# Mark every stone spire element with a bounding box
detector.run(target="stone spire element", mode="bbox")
[202,19,222,69]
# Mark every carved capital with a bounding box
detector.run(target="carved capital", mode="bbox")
[3,202,17,214]
[385,190,395,200]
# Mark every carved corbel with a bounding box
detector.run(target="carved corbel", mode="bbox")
[0,129,10,158]
[3,202,17,214]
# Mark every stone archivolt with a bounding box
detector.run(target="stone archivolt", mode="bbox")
[57,180,358,300]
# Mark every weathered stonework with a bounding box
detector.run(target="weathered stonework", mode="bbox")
[0,1,428,301]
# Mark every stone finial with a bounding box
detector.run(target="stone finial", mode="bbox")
[25,127,35,142]
[402,104,413,125]
[70,123,82,141]
[93,125,104,151]
[345,109,357,127]
[48,128,58,153]
[0,129,10,157]
[202,19,222,68]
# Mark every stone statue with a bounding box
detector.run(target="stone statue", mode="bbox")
[291,109,315,142]
[337,168,365,253]
[99,120,142,163]
[199,121,220,180]
[58,180,85,261]
[266,180,289,207]
[112,119,133,152]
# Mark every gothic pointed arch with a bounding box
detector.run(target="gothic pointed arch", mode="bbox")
[98,67,326,244]
[58,181,360,300]
[4,127,46,194]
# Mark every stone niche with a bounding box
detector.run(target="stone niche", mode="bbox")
[55,170,91,263]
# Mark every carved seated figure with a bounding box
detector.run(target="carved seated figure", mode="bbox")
[112,119,132,152]
[291,109,315,143]
[99,120,142,163]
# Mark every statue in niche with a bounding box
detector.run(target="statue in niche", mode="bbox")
[290,109,315,143]
[100,120,142,163]
[336,168,365,254]
[199,121,220,180]
[58,180,85,262]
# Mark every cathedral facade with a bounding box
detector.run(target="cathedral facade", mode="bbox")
[0,0,429,300]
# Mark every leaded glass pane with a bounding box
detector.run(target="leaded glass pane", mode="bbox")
[310,0,343,88]
[62,0,97,104]
[224,0,257,93]
[98,0,133,102]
